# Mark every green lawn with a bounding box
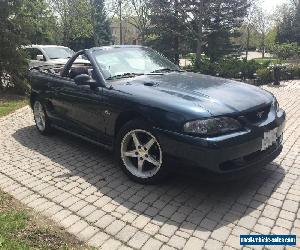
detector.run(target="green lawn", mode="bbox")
[0,95,28,118]
[254,58,282,64]
[0,191,90,249]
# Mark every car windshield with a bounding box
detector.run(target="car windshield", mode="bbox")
[93,47,180,79]
[43,47,75,59]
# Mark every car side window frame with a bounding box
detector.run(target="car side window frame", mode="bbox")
[61,50,106,88]
[25,48,45,61]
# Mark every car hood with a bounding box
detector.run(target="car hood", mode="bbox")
[112,72,273,116]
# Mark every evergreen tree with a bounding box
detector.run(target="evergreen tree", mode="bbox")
[0,0,28,93]
[148,0,187,64]
[148,0,249,64]
[205,0,249,62]
[91,0,112,46]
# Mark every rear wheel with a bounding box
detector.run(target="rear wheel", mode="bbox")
[115,119,167,184]
[33,100,52,135]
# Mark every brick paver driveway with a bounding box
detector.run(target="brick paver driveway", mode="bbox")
[0,81,299,250]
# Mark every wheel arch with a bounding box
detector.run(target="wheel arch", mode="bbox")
[115,111,149,135]
[30,92,37,108]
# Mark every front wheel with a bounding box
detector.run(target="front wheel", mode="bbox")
[33,100,52,135]
[115,119,167,184]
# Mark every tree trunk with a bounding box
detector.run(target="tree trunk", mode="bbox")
[195,1,204,67]
[195,25,203,67]
[174,35,179,65]
[262,32,265,59]
[174,0,179,65]
[246,26,250,61]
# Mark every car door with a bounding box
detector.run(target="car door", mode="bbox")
[50,67,107,144]
[61,82,106,141]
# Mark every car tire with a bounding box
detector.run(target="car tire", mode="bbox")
[33,100,52,135]
[115,119,168,184]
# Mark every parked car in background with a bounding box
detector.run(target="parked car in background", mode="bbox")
[29,45,286,184]
[23,45,88,68]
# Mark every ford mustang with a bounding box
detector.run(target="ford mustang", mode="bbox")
[29,45,286,184]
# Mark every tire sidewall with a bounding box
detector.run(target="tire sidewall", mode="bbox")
[33,100,52,135]
[115,119,168,184]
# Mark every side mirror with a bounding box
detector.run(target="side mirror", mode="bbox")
[36,54,44,61]
[74,74,98,90]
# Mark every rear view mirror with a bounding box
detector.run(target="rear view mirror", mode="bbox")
[36,54,44,61]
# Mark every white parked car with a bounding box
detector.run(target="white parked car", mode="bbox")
[22,45,89,68]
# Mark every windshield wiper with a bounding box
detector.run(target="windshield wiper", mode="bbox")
[106,72,144,80]
[150,68,184,73]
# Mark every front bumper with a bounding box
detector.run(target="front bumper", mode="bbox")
[154,108,286,175]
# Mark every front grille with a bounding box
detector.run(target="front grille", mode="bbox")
[243,104,271,123]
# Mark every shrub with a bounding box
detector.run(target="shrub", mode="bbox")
[192,56,270,79]
[271,43,299,60]
[289,65,300,79]
[256,68,273,84]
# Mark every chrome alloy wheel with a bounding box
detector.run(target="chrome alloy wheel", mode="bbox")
[33,101,46,132]
[121,129,162,179]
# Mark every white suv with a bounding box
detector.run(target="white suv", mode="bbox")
[23,45,88,68]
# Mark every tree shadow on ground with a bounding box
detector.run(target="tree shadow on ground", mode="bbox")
[13,125,286,232]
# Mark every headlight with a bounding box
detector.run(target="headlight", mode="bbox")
[183,117,241,136]
[273,97,279,112]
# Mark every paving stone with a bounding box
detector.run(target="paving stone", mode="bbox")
[199,218,218,231]
[116,225,138,242]
[253,223,271,234]
[94,214,115,229]
[183,237,205,250]
[193,228,211,241]
[77,204,97,217]
[87,231,110,247]
[226,235,241,249]
[279,209,296,221]
[60,214,81,228]
[155,233,170,243]
[237,216,257,229]
[67,219,88,235]
[160,245,177,250]
[77,226,99,241]
[231,225,250,236]
[99,238,122,250]
[211,226,232,242]
[142,238,163,250]
[168,235,186,249]
[52,209,72,223]
[159,223,178,237]
[132,215,152,229]
[105,220,126,235]
[257,216,275,228]
[282,199,299,213]
[205,239,223,250]
[69,200,88,212]
[85,209,105,223]
[128,231,150,249]
[143,222,160,235]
